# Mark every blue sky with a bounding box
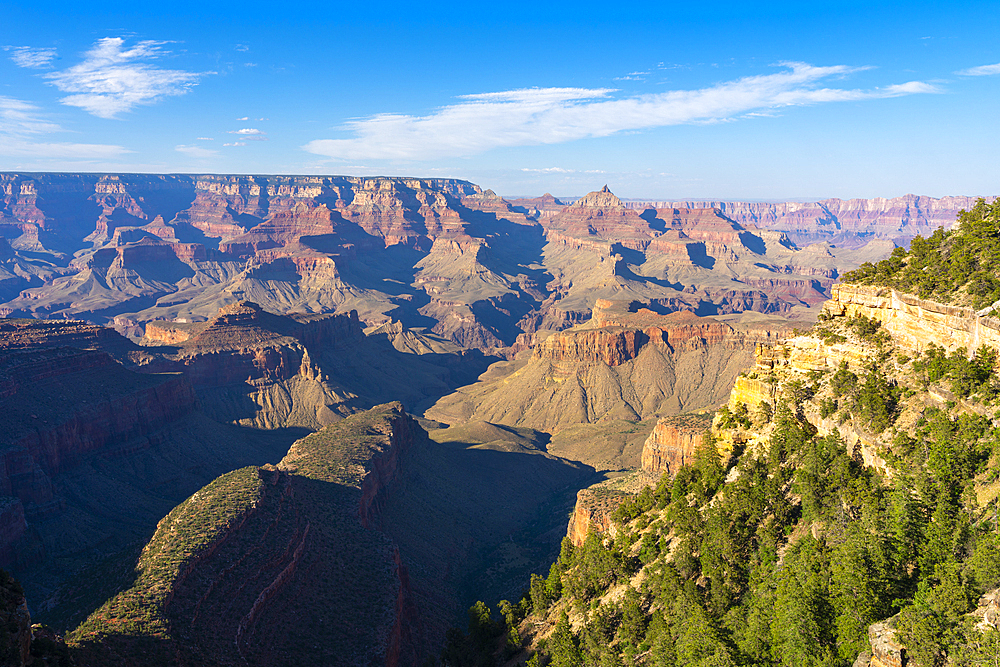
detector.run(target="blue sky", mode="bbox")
[1,1,998,200]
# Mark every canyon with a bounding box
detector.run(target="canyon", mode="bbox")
[0,172,992,666]
[0,174,921,359]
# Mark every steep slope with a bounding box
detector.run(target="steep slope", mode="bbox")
[0,318,304,636]
[138,300,493,429]
[70,405,412,667]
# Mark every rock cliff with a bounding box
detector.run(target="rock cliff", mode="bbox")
[0,341,199,566]
[566,485,628,547]
[823,282,1000,354]
[640,413,713,475]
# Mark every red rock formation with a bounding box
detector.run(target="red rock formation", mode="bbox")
[534,327,650,366]
[507,193,567,219]
[566,486,629,547]
[0,348,197,477]
[0,317,137,359]
[536,302,774,367]
[541,186,661,250]
[358,407,417,529]
[641,414,713,475]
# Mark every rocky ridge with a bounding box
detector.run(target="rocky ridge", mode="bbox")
[71,403,416,667]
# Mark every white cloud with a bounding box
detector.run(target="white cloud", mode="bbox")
[4,46,57,69]
[228,127,267,141]
[175,144,217,158]
[614,70,650,82]
[223,141,246,146]
[44,37,202,118]
[196,136,213,140]
[304,63,939,161]
[236,116,248,120]
[0,95,130,160]
[956,62,1000,76]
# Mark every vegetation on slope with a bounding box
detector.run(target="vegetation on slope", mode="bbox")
[843,198,1000,309]
[70,467,267,646]
[443,311,1000,666]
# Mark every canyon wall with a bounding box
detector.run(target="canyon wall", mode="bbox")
[640,413,713,475]
[1,177,904,356]
[823,283,1000,354]
[427,299,792,433]
[628,194,996,246]
[566,486,628,547]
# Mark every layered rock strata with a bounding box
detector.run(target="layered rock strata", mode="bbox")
[640,413,713,475]
[629,194,995,246]
[427,299,792,432]
[823,283,1000,354]
[566,486,628,547]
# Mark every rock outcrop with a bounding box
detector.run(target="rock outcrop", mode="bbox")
[640,413,713,475]
[823,283,1000,354]
[865,617,905,667]
[566,485,628,547]
[427,300,792,433]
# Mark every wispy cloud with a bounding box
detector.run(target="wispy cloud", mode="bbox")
[0,96,61,135]
[614,70,650,82]
[956,62,1000,76]
[519,167,604,174]
[4,46,57,69]
[228,127,267,141]
[175,144,217,158]
[223,141,246,147]
[305,63,939,161]
[44,37,202,118]
[0,95,129,160]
